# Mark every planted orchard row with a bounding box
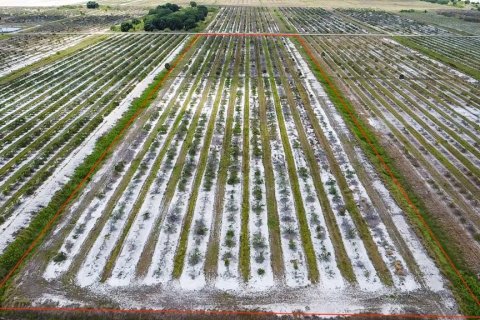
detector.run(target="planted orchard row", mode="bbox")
[279,7,366,34]
[306,35,480,250]
[0,35,187,253]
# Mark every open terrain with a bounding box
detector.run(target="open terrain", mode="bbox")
[0,1,479,319]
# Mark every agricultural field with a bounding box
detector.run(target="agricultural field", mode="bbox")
[0,6,137,77]
[0,2,479,319]
[337,9,480,79]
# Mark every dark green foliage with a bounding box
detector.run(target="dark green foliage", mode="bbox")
[86,1,99,9]
[120,22,133,32]
[143,3,209,31]
[53,251,67,262]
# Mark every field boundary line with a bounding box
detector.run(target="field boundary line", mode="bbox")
[0,34,200,290]
[0,306,479,319]
[293,34,480,308]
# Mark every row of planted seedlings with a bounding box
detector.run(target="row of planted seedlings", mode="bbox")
[0,34,183,214]
[278,8,366,34]
[174,36,239,289]
[0,35,187,253]
[337,9,480,73]
[244,37,275,288]
[258,36,311,287]
[142,36,230,285]
[310,36,480,242]
[279,36,421,290]
[44,35,214,284]
[0,35,114,106]
[0,34,88,77]
[213,36,247,290]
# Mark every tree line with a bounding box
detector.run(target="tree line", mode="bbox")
[144,2,208,31]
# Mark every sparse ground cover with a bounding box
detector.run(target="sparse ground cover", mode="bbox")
[0,7,135,77]
[400,10,480,35]
[338,9,480,80]
[0,3,479,319]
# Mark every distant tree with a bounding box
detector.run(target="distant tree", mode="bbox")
[86,1,99,9]
[190,1,197,7]
[165,62,172,70]
[120,21,133,32]
[144,15,155,31]
[197,5,208,20]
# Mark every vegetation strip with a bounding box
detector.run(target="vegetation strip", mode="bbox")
[0,35,199,296]
[253,36,285,282]
[293,35,480,313]
[239,38,251,282]
[172,36,235,278]
[269,37,356,283]
[261,37,319,283]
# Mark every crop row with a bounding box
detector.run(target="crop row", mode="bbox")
[303,34,480,265]
[33,30,449,301]
[0,34,188,254]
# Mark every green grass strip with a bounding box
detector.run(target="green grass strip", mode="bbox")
[239,38,251,282]
[262,37,319,283]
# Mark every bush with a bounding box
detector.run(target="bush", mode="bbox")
[120,22,133,32]
[53,251,67,263]
[86,1,99,9]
